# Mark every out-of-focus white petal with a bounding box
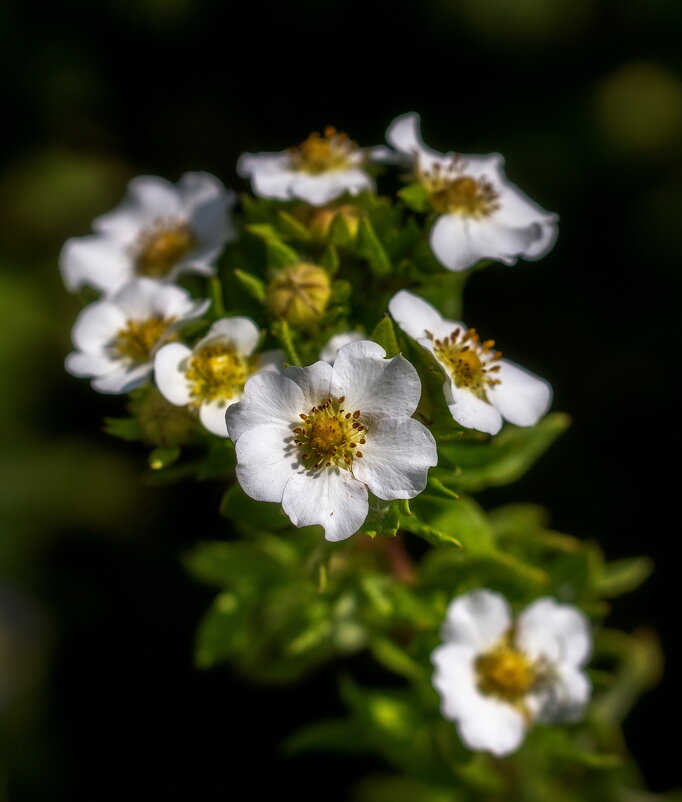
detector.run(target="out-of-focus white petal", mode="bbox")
[197,317,261,357]
[71,301,126,352]
[154,343,193,406]
[445,382,503,435]
[430,215,490,272]
[91,363,152,394]
[441,589,511,650]
[59,236,132,294]
[457,696,526,756]
[65,351,118,377]
[234,423,299,501]
[352,417,436,500]
[199,399,233,437]
[331,341,421,420]
[226,372,304,443]
[517,598,592,667]
[319,331,364,364]
[94,175,183,237]
[388,290,464,342]
[281,469,368,542]
[487,359,552,427]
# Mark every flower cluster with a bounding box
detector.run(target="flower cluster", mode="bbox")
[59,113,613,764]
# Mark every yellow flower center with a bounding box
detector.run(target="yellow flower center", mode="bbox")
[428,327,502,401]
[134,222,196,278]
[115,316,176,363]
[420,158,500,218]
[293,396,367,470]
[186,344,249,405]
[475,639,539,707]
[289,127,358,175]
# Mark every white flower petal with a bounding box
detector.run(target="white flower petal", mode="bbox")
[330,341,421,419]
[523,217,559,260]
[281,469,368,541]
[319,331,364,364]
[458,696,526,756]
[154,343,193,406]
[179,171,237,251]
[284,361,333,407]
[234,423,299,501]
[197,317,261,356]
[466,217,544,266]
[226,372,305,443]
[517,598,592,667]
[199,399,233,437]
[445,382,503,435]
[65,351,118,378]
[352,417,436,500]
[386,112,424,155]
[388,290,464,342]
[237,152,291,179]
[292,169,373,205]
[94,175,183,238]
[430,215,491,272]
[71,301,126,352]
[487,359,552,427]
[441,589,511,650]
[59,236,132,294]
[91,362,152,394]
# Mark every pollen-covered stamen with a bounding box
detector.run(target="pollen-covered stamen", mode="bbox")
[427,327,502,401]
[475,633,545,716]
[186,344,249,405]
[133,220,196,278]
[293,395,367,470]
[115,316,176,363]
[288,127,359,175]
[418,156,500,218]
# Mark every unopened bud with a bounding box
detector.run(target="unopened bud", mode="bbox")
[309,204,362,241]
[130,387,197,447]
[266,263,331,327]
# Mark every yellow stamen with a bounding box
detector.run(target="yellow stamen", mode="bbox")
[186,344,249,404]
[432,327,502,401]
[294,396,366,470]
[475,637,540,712]
[289,127,358,175]
[115,316,175,362]
[419,157,500,218]
[134,222,196,278]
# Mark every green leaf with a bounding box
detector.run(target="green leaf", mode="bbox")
[371,315,400,358]
[320,244,340,273]
[233,268,266,302]
[399,514,462,549]
[410,495,494,554]
[328,211,356,246]
[369,636,427,682]
[266,239,299,268]
[284,718,369,755]
[360,499,401,538]
[596,556,653,598]
[397,182,431,213]
[356,217,392,277]
[437,412,570,492]
[245,222,280,241]
[276,209,312,241]
[103,416,143,442]
[194,592,243,668]
[148,446,181,470]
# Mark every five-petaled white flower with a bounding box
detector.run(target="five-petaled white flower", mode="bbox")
[389,290,551,435]
[319,331,364,364]
[432,589,592,756]
[385,112,558,272]
[60,172,236,295]
[226,340,438,541]
[237,127,389,206]
[66,278,209,394]
[154,317,284,437]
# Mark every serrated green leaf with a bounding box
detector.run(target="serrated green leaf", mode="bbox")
[371,315,400,358]
[233,268,266,302]
[398,182,431,213]
[357,217,392,277]
[276,209,312,241]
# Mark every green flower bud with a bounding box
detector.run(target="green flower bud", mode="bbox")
[130,387,197,447]
[266,263,331,327]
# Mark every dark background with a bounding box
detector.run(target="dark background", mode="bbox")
[0,0,679,799]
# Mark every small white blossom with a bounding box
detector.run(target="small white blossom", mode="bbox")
[60,172,236,294]
[319,331,364,364]
[154,317,283,437]
[238,127,389,206]
[432,589,592,756]
[66,278,209,394]
[385,112,558,272]
[226,340,437,542]
[389,290,551,435]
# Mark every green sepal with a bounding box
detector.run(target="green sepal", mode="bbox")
[359,499,401,538]
[356,217,392,277]
[371,315,400,358]
[271,319,303,366]
[232,268,266,302]
[276,209,312,241]
[266,239,299,269]
[596,556,653,598]
[103,416,143,442]
[328,212,356,246]
[399,514,463,550]
[320,244,340,273]
[397,182,431,213]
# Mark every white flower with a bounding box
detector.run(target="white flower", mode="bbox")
[154,317,284,437]
[60,172,236,294]
[238,126,389,206]
[226,340,437,542]
[319,331,364,364]
[432,589,592,756]
[385,112,558,272]
[66,278,209,394]
[389,290,551,435]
